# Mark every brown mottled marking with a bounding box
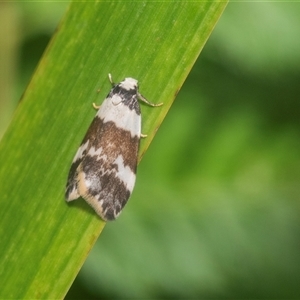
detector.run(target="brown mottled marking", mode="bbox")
[81,117,139,172]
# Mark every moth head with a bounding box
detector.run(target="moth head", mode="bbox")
[120,77,138,91]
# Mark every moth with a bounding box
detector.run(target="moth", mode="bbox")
[65,74,162,221]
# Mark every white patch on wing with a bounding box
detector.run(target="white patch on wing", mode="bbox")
[87,146,103,158]
[114,155,136,192]
[111,94,122,105]
[120,78,138,90]
[77,168,107,219]
[72,140,89,162]
[97,100,141,137]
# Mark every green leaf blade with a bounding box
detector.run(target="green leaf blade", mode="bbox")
[0,2,227,299]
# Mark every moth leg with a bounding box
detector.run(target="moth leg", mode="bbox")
[92,103,101,110]
[138,93,163,107]
[93,87,102,109]
[108,73,114,86]
[141,133,147,138]
[93,73,115,110]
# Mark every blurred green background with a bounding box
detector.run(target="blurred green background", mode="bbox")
[1,2,300,299]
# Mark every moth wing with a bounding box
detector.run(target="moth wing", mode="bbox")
[65,140,90,201]
[79,110,140,220]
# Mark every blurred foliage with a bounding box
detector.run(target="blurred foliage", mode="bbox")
[0,2,69,138]
[1,2,300,299]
